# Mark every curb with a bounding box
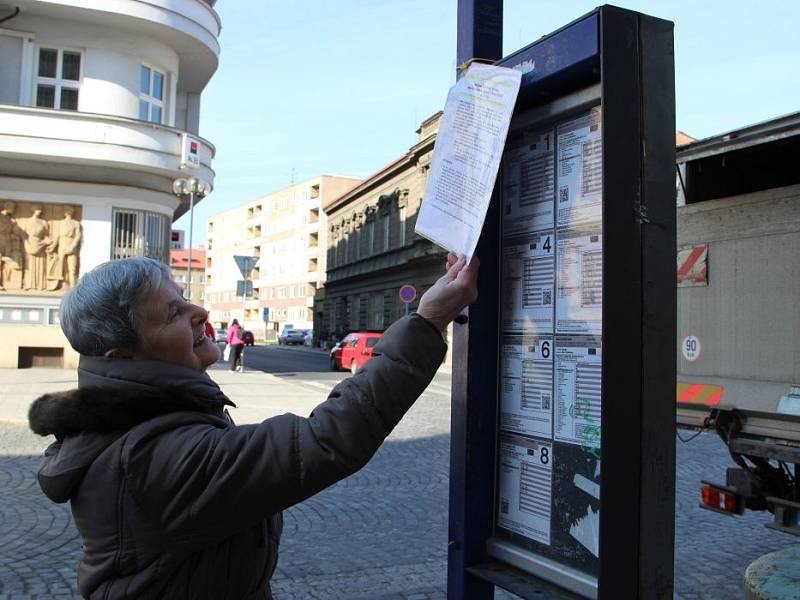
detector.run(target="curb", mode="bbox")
[270,344,329,355]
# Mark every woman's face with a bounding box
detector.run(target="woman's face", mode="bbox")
[129,280,219,371]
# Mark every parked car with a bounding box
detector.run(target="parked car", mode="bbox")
[328,340,344,367]
[279,329,307,345]
[215,328,227,344]
[330,332,383,374]
[242,330,255,346]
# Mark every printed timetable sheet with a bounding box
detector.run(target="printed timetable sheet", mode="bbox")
[501,232,555,334]
[555,230,602,336]
[556,108,602,229]
[501,334,554,438]
[502,127,555,235]
[496,106,603,565]
[497,433,553,545]
[554,335,603,447]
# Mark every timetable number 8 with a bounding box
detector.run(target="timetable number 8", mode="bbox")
[540,447,550,465]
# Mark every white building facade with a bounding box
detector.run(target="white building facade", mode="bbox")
[0,0,220,368]
[0,0,221,368]
[205,176,361,338]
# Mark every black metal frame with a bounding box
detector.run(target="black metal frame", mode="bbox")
[448,4,676,599]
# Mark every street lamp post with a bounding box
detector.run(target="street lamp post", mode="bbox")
[172,177,211,301]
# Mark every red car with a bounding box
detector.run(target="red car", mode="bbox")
[330,332,383,374]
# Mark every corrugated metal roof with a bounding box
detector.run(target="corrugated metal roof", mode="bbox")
[677,111,800,163]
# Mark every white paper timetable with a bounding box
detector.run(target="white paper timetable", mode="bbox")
[501,232,555,334]
[497,433,554,545]
[555,229,603,336]
[556,107,603,229]
[501,334,554,438]
[554,335,603,447]
[497,107,604,554]
[502,127,555,235]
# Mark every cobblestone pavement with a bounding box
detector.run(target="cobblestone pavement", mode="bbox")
[0,374,796,599]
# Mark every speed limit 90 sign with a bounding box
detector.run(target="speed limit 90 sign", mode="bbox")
[681,335,701,362]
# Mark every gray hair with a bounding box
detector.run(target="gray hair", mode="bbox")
[60,257,172,356]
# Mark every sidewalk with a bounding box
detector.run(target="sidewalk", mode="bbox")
[0,365,325,427]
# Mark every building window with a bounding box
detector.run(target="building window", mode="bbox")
[111,209,170,263]
[369,294,384,330]
[399,206,406,246]
[289,286,295,298]
[279,287,286,299]
[299,285,306,297]
[383,214,390,251]
[139,65,165,124]
[367,221,375,255]
[35,48,81,110]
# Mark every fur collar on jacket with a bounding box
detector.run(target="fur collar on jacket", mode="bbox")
[29,356,235,439]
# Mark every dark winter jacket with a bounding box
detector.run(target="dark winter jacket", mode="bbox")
[28,314,446,599]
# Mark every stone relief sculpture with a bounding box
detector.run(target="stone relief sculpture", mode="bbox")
[21,204,51,291]
[48,205,82,290]
[0,201,82,293]
[0,202,23,291]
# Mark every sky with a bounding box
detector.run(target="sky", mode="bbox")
[175,0,800,242]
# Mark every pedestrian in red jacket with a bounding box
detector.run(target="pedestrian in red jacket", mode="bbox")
[226,318,245,371]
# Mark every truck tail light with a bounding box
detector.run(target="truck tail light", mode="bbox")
[700,481,744,515]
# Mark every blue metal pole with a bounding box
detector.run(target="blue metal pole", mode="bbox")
[449,2,503,598]
[457,0,503,77]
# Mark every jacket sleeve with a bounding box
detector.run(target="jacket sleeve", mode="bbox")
[129,313,447,547]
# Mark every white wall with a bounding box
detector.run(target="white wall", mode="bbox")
[9,13,179,123]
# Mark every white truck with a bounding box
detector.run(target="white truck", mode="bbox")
[674,112,800,534]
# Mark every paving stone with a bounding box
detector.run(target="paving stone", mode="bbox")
[0,374,795,598]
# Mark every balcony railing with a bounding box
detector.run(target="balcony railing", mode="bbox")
[0,105,215,195]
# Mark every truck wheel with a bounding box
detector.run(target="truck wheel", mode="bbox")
[350,360,358,375]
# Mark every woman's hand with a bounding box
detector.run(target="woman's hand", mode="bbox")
[416,253,479,331]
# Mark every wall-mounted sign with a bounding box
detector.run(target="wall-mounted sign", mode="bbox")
[181,134,200,169]
[170,229,184,249]
[681,334,701,362]
[677,245,708,287]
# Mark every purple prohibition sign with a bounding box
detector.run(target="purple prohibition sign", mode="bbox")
[399,284,417,304]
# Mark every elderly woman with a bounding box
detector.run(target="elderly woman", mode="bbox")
[28,253,478,599]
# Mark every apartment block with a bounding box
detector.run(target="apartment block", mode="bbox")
[205,176,361,337]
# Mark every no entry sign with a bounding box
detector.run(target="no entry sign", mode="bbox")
[399,284,417,304]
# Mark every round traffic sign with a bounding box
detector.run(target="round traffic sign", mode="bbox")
[399,284,417,304]
[681,335,701,362]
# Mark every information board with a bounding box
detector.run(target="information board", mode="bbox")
[448,7,676,600]
[494,104,603,584]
